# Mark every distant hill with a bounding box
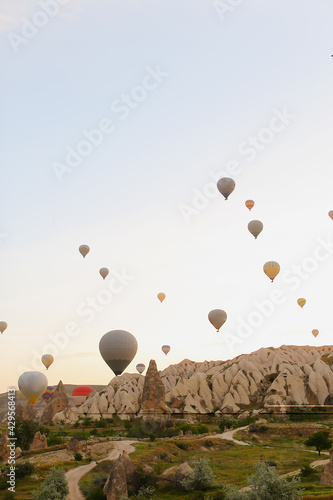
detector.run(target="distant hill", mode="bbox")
[0,384,106,422]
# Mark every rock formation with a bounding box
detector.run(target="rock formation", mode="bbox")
[29,431,47,451]
[40,380,69,424]
[0,431,10,462]
[103,451,139,500]
[53,345,333,421]
[320,448,333,485]
[139,359,169,414]
[16,401,37,421]
[158,462,193,488]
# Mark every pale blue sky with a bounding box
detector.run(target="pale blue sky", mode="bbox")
[1,1,333,393]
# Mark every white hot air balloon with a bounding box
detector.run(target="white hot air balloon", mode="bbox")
[18,371,48,405]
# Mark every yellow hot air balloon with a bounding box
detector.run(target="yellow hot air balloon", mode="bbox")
[0,321,7,334]
[217,178,235,200]
[312,329,319,337]
[42,354,54,370]
[100,268,109,280]
[79,245,90,258]
[18,371,48,405]
[208,309,227,332]
[297,298,306,309]
[263,261,280,282]
[162,345,170,355]
[248,220,263,239]
[329,211,333,220]
[245,200,255,211]
[157,293,166,303]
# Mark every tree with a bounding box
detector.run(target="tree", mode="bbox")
[15,418,40,450]
[304,430,333,456]
[180,458,215,491]
[33,466,69,500]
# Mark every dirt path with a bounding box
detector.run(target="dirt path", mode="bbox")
[65,440,136,500]
[210,426,251,446]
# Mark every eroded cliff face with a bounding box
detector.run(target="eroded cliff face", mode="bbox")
[54,345,333,421]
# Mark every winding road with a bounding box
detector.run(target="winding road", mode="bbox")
[65,440,136,500]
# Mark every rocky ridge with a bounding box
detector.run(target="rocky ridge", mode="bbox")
[55,345,333,421]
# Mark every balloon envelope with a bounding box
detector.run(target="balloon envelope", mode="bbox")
[162,345,170,355]
[217,178,235,200]
[100,268,109,280]
[328,211,333,220]
[18,371,48,405]
[263,261,280,282]
[42,354,54,370]
[245,200,255,211]
[208,309,227,332]
[297,298,306,309]
[312,329,319,338]
[99,330,138,376]
[157,293,166,303]
[0,322,7,334]
[136,363,145,374]
[248,220,263,239]
[71,386,93,406]
[42,386,56,403]
[79,245,90,258]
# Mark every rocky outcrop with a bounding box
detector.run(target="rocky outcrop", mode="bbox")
[320,449,333,485]
[139,359,169,414]
[40,380,69,424]
[16,401,37,421]
[158,462,193,487]
[55,345,333,420]
[29,431,47,451]
[67,439,87,454]
[0,431,10,462]
[103,451,139,500]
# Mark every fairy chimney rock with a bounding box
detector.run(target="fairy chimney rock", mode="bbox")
[140,359,168,414]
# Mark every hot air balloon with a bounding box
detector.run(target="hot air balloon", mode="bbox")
[162,345,170,355]
[79,245,90,258]
[217,178,235,200]
[71,386,93,406]
[42,386,56,403]
[18,371,48,405]
[248,220,263,239]
[0,322,7,334]
[157,293,166,303]
[208,309,227,332]
[297,298,306,309]
[136,363,145,374]
[263,261,280,282]
[99,330,138,376]
[100,268,109,280]
[328,211,333,220]
[41,354,54,370]
[312,329,319,338]
[245,200,255,211]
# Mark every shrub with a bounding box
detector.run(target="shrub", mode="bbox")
[180,458,215,491]
[300,464,315,478]
[16,461,34,478]
[246,461,301,499]
[176,442,188,450]
[74,452,83,461]
[95,418,107,428]
[47,434,64,447]
[135,485,156,498]
[33,466,69,500]
[86,486,106,499]
[14,418,40,450]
